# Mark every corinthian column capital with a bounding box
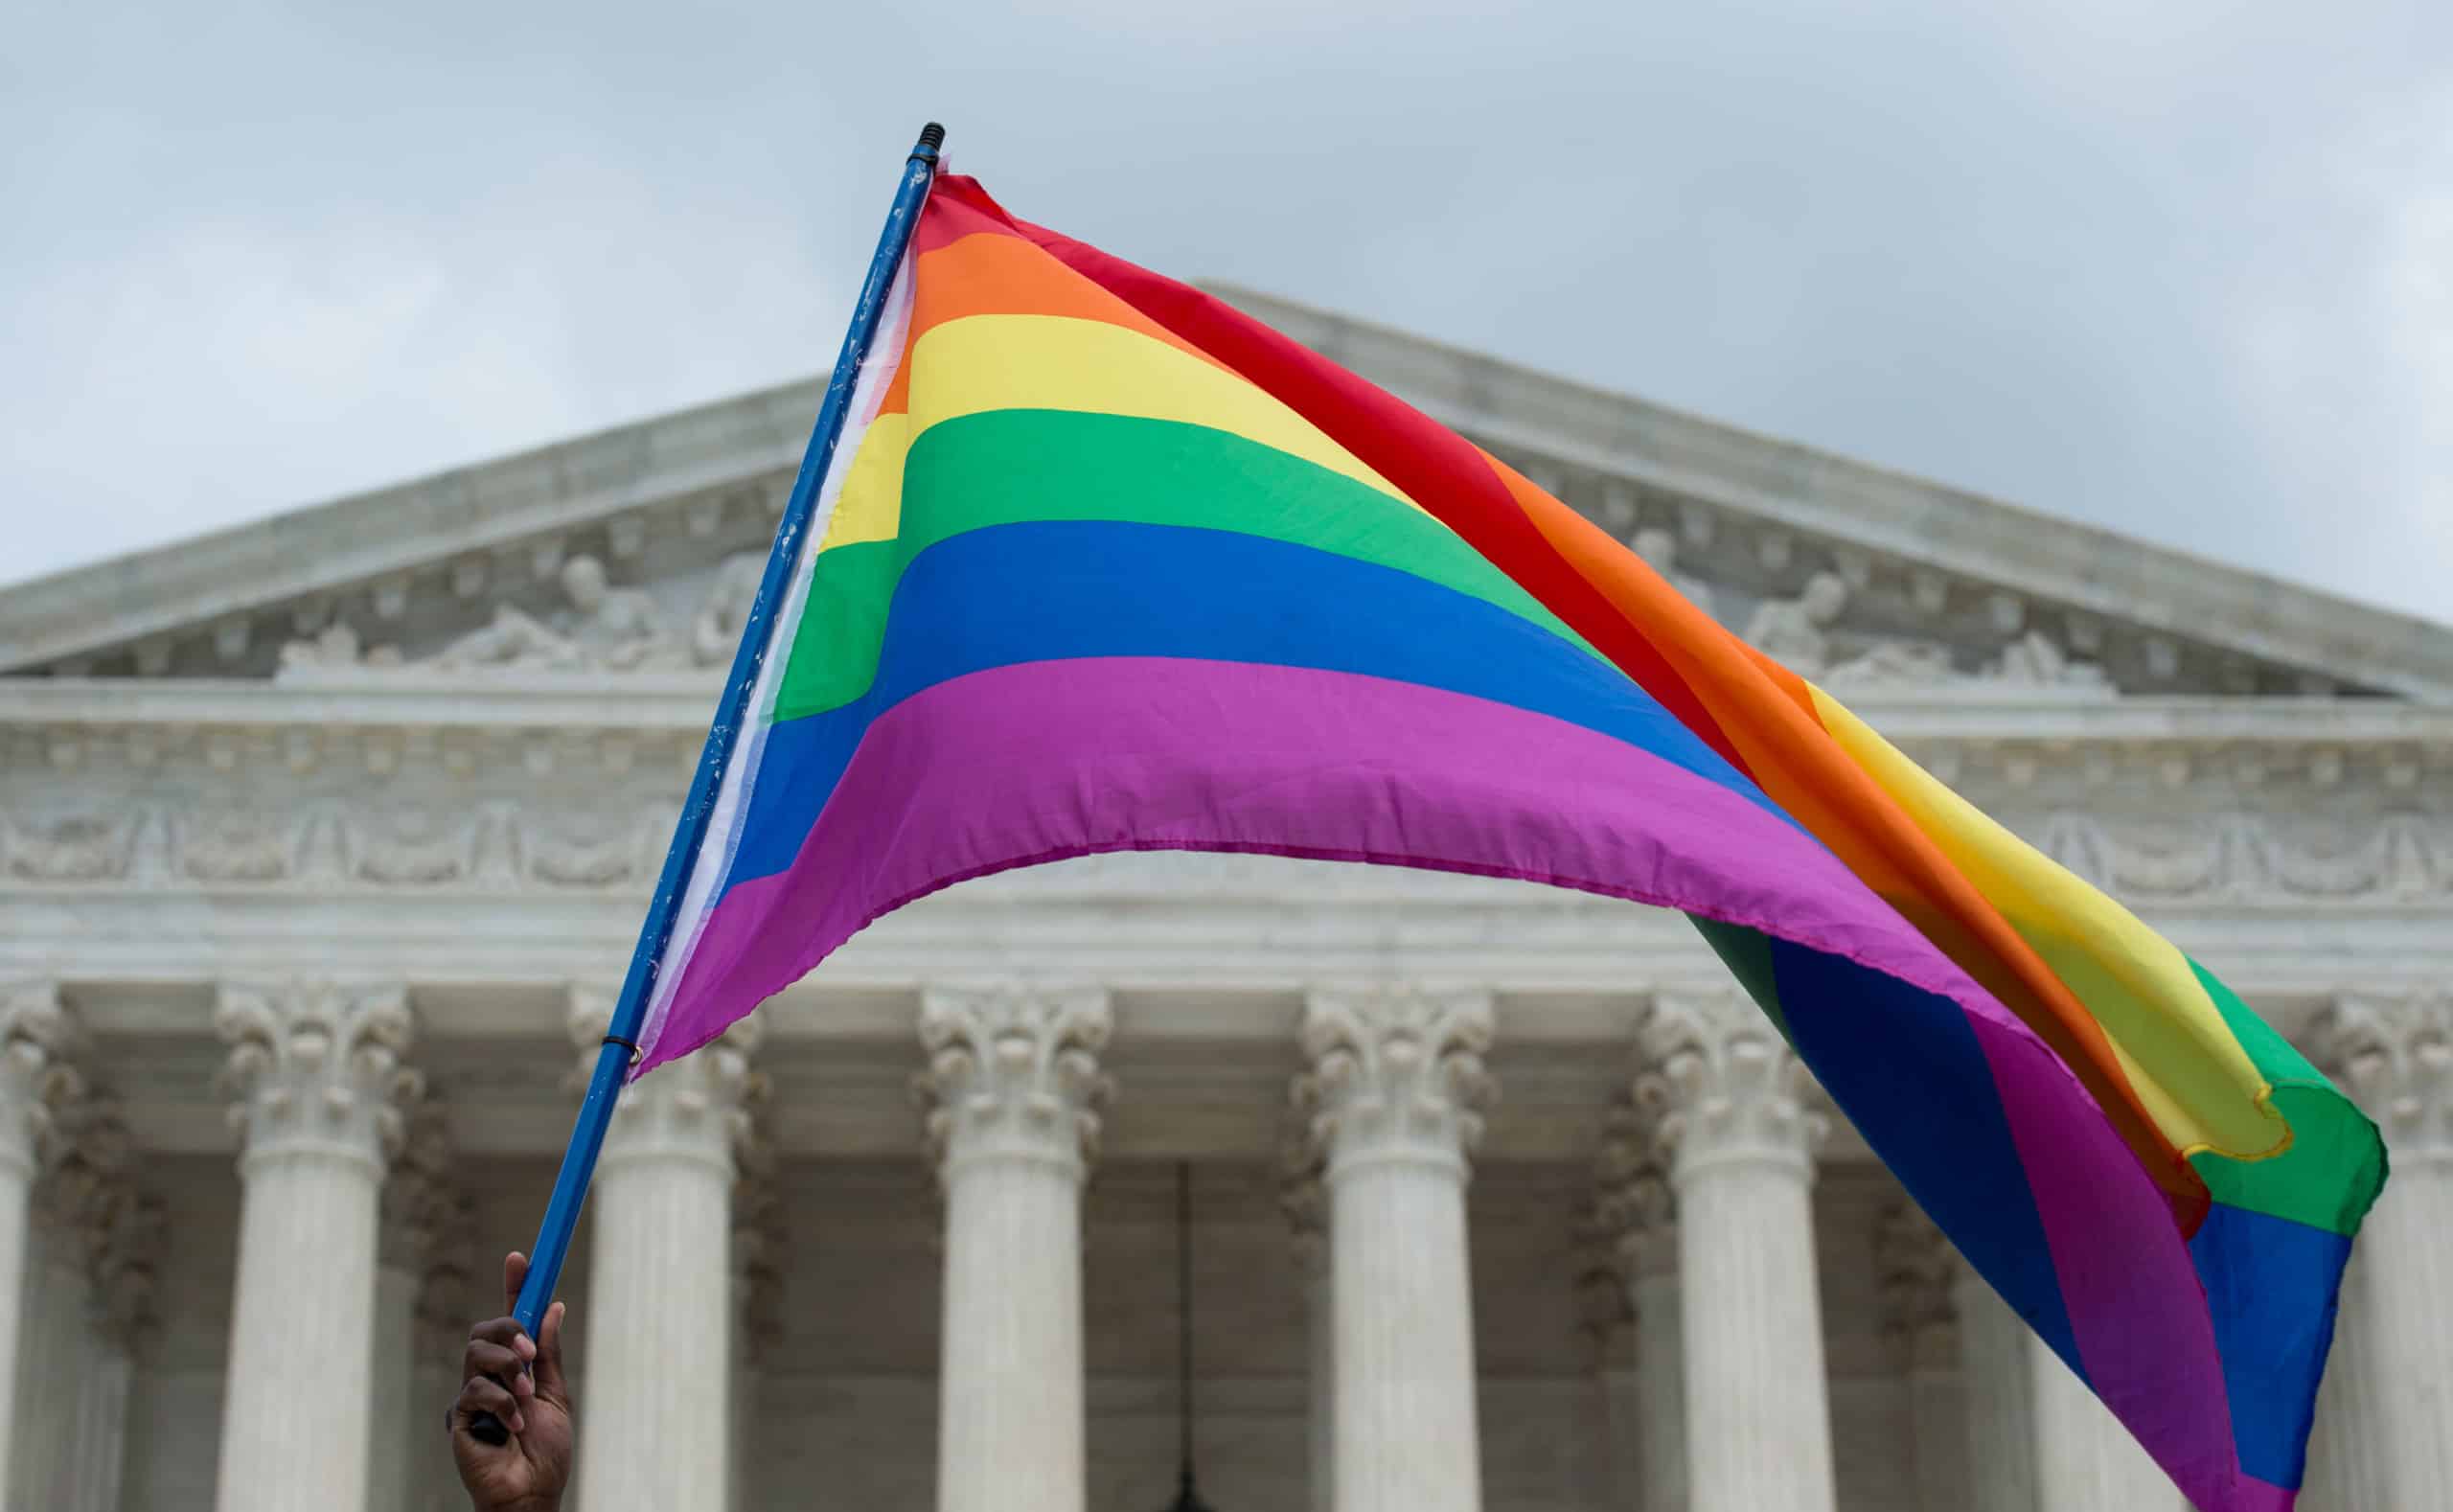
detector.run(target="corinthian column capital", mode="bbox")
[1295,985,1495,1180]
[1278,1117,1329,1270]
[1635,990,1828,1183]
[215,981,419,1172]
[0,982,82,1177]
[569,983,762,1178]
[914,984,1112,1180]
[2312,989,2452,1159]
[1594,1095,1678,1280]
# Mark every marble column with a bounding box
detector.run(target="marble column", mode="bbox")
[1596,1101,1684,1512]
[2312,990,2453,1508]
[76,1189,163,1512]
[409,1198,474,1512]
[370,1105,451,1512]
[0,983,74,1505]
[15,1086,143,1512]
[915,985,1113,1512]
[11,1224,89,1507]
[572,986,763,1512]
[1280,1148,1334,1512]
[2029,1335,2179,1508]
[66,1338,134,1512]
[1637,989,1836,1512]
[1295,985,1495,1512]
[1570,1199,1639,1510]
[369,1261,418,1512]
[731,1137,784,1512]
[215,980,421,1512]
[1950,1266,2037,1512]
[1878,1203,1969,1512]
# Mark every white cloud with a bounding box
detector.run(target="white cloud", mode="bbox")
[2222,76,2453,621]
[1,0,2445,630]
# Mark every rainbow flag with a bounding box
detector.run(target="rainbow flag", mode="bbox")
[640,172,2382,1510]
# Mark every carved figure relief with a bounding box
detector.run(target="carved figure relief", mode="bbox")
[274,551,774,677]
[1743,572,1850,672]
[277,623,401,672]
[430,556,683,673]
[526,812,651,889]
[1745,572,1952,684]
[1822,638,1957,688]
[2,814,135,882]
[691,553,766,668]
[1986,630,2107,690]
[176,812,293,882]
[347,809,477,886]
[1736,570,2105,692]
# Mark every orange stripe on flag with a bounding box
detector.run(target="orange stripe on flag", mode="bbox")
[1485,455,2202,1223]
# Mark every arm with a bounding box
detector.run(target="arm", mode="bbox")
[448,1251,576,1512]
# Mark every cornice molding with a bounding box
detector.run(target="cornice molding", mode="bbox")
[0,796,2443,908]
[1208,283,2453,703]
[0,383,815,676]
[6,679,2447,751]
[6,288,2446,704]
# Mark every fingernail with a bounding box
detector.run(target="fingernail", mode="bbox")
[511,1412,525,1434]
[514,1335,537,1360]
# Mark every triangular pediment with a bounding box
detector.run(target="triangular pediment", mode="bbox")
[0,381,822,684]
[3,293,2445,702]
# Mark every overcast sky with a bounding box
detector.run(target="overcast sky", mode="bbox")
[5,0,2447,623]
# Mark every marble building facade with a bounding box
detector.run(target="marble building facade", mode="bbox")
[0,288,2446,1511]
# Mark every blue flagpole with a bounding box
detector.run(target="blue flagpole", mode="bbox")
[470,123,945,1439]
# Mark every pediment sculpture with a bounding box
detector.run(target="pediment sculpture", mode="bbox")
[276,551,768,679]
[1743,572,2105,692]
[429,555,687,673]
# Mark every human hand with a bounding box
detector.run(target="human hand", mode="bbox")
[447,1251,574,1512]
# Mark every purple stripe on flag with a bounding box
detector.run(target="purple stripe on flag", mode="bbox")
[1975,1015,2248,1508]
[643,655,2035,1070]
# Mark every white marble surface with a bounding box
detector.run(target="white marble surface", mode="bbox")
[213,982,411,1512]
[1303,987,1495,1512]
[2314,991,2453,1509]
[12,1231,87,1506]
[917,987,1111,1512]
[1631,1265,1686,1512]
[1643,991,1837,1512]
[571,1002,756,1512]
[367,1262,420,1512]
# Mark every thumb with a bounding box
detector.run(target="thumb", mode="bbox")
[503,1250,530,1319]
[533,1299,571,1398]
